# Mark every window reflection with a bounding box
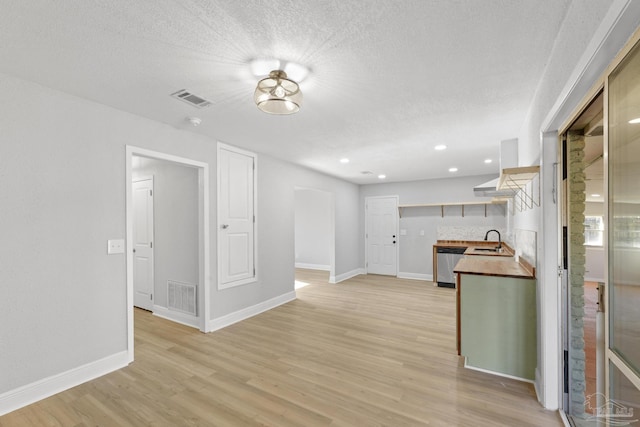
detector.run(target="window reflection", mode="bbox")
[609,35,640,377]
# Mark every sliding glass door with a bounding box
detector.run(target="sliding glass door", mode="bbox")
[607,35,640,422]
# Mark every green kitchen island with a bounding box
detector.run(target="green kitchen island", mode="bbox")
[454,257,536,382]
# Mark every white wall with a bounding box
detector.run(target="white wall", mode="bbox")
[359,174,507,279]
[132,157,199,310]
[295,189,331,270]
[0,72,361,408]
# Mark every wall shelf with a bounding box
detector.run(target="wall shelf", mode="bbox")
[497,166,540,212]
[398,200,507,218]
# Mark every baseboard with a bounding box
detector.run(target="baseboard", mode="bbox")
[330,268,365,284]
[152,305,200,330]
[463,358,534,384]
[397,272,433,281]
[0,350,129,416]
[584,276,604,283]
[295,263,330,271]
[535,366,543,406]
[207,291,297,333]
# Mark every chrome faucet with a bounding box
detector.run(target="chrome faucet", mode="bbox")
[484,229,502,248]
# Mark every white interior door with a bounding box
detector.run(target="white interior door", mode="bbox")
[218,145,256,289]
[366,196,398,276]
[133,178,154,310]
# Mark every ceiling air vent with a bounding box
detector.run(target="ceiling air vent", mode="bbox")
[170,89,212,109]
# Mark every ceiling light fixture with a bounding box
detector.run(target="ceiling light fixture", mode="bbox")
[591,194,601,197]
[435,145,447,151]
[378,174,386,179]
[449,167,458,172]
[484,159,492,164]
[340,158,350,164]
[629,117,640,124]
[254,70,302,114]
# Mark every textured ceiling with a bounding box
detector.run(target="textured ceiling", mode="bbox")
[0,0,576,184]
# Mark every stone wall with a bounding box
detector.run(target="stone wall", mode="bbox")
[568,131,586,417]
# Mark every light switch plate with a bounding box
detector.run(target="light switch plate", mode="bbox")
[107,239,125,254]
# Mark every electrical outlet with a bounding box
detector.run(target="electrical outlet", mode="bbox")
[107,239,125,254]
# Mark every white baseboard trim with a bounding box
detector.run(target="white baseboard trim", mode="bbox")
[295,263,330,271]
[330,268,365,284]
[0,350,129,416]
[463,358,534,384]
[584,276,604,283]
[397,272,433,281]
[153,305,200,330]
[534,367,543,406]
[207,291,297,333]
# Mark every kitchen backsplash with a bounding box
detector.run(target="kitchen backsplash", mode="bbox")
[515,229,537,265]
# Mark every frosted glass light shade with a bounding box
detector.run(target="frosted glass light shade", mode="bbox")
[254,70,302,114]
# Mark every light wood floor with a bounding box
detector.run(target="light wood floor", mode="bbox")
[0,270,562,426]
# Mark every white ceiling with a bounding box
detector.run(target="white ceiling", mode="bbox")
[0,0,575,184]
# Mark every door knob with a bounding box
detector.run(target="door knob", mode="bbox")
[133,248,136,253]
[221,224,229,229]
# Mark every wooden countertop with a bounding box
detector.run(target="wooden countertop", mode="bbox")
[453,257,535,279]
[435,240,495,248]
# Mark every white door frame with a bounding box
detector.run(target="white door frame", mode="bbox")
[125,146,211,362]
[364,195,399,276]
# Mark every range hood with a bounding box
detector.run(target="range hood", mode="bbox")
[473,177,516,198]
[474,139,518,198]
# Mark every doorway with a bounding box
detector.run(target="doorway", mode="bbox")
[126,146,211,360]
[294,187,335,287]
[560,32,640,423]
[561,91,605,421]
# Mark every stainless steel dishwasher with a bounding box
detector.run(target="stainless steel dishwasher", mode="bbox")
[436,247,466,288]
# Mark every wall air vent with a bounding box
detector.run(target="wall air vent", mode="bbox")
[170,89,212,109]
[167,280,197,316]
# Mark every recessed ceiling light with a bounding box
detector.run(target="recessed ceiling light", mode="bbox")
[449,167,458,172]
[435,145,447,151]
[628,118,640,124]
[378,174,386,179]
[484,159,492,164]
[591,194,601,197]
[340,158,350,164]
